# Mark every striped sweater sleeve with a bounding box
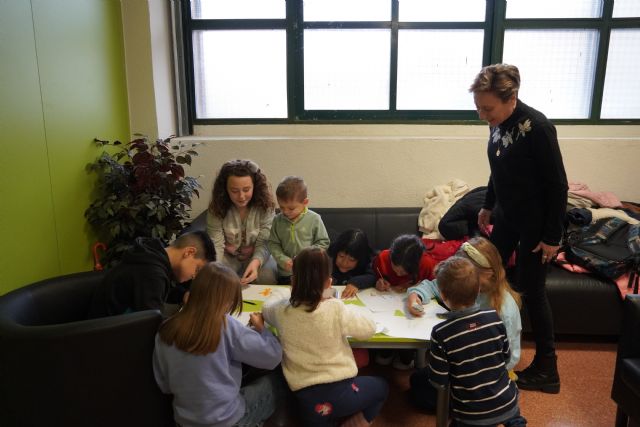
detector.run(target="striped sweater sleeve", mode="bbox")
[427,332,449,387]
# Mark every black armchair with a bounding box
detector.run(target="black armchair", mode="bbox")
[0,271,173,427]
[612,294,640,427]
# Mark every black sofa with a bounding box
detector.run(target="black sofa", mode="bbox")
[189,207,623,336]
[0,271,174,427]
[611,294,640,426]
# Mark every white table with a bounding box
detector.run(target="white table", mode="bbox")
[239,285,447,369]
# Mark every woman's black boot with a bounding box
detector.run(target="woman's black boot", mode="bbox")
[515,354,560,394]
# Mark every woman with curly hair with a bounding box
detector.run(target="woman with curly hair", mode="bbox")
[207,159,277,285]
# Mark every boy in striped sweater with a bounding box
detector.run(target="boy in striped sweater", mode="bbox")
[420,256,526,426]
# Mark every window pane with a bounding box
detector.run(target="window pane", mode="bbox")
[503,30,598,119]
[192,30,287,119]
[601,29,640,119]
[506,0,602,18]
[304,29,390,110]
[304,0,390,21]
[190,0,285,19]
[613,0,640,18]
[398,0,485,22]
[397,30,483,110]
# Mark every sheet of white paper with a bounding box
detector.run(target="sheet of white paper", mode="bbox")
[372,301,448,340]
[356,288,405,312]
[372,314,439,340]
[234,312,251,326]
[242,285,290,301]
[400,298,449,319]
[422,300,449,318]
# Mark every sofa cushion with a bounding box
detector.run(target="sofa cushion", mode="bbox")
[314,207,420,251]
[621,358,640,397]
[520,264,623,335]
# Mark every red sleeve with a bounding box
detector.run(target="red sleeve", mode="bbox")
[373,250,390,279]
[418,253,437,281]
[422,238,464,263]
[374,250,402,286]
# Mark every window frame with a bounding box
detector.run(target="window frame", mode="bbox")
[179,0,640,127]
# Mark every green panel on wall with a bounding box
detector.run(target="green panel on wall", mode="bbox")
[32,0,130,274]
[0,0,60,294]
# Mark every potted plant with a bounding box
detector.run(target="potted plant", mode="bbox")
[85,135,201,266]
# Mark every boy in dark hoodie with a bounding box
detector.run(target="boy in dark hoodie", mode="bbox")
[88,231,215,318]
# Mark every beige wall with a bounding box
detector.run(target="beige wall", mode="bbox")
[181,124,640,217]
[121,0,176,140]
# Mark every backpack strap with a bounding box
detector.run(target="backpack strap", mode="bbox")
[628,223,640,255]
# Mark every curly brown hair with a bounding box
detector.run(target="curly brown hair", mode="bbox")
[208,159,275,219]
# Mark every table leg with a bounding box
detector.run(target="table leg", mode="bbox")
[416,347,427,369]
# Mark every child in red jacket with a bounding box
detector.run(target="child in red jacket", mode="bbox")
[372,234,437,291]
[372,234,438,369]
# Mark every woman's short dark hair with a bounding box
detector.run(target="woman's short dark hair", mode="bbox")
[290,247,332,312]
[390,234,426,282]
[328,229,374,274]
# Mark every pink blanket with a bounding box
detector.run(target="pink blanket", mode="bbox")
[569,182,622,208]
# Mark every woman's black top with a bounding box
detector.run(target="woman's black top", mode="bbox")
[483,99,568,246]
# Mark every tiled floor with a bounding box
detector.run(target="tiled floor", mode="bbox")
[364,337,618,427]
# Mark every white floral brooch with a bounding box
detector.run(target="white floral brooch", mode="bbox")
[492,118,532,157]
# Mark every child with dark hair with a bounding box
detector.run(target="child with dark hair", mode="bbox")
[410,256,526,426]
[262,247,388,426]
[372,234,437,369]
[372,234,437,291]
[153,262,285,427]
[88,230,216,318]
[207,159,277,285]
[328,229,376,299]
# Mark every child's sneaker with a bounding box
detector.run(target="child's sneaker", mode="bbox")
[374,350,394,366]
[392,356,415,370]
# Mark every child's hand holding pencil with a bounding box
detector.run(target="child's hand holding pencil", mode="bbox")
[375,267,391,292]
[248,312,265,332]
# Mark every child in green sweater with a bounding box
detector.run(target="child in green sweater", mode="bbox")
[267,176,330,284]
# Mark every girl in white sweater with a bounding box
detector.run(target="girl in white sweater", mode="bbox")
[262,247,388,426]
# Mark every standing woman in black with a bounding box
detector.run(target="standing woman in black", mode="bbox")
[470,64,568,393]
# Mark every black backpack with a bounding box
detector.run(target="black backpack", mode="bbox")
[565,217,640,293]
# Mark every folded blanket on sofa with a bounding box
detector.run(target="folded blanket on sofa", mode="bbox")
[418,179,469,239]
[569,182,622,208]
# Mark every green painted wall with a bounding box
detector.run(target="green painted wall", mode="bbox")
[0,0,130,295]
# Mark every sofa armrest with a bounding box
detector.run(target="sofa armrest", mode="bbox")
[0,309,172,426]
[618,295,640,360]
[612,295,640,426]
[0,273,173,427]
